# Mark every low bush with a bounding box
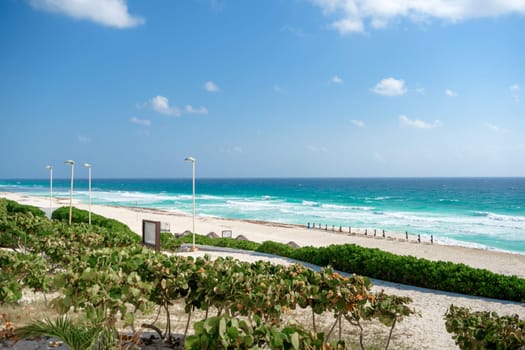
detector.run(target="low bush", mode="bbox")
[3,199,45,218]
[160,232,180,251]
[256,240,293,257]
[51,206,139,244]
[445,305,525,349]
[185,314,338,350]
[184,234,525,302]
[173,234,261,251]
[299,244,525,302]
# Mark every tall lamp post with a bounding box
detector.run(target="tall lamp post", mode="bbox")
[64,160,75,225]
[184,157,196,250]
[83,163,92,225]
[45,165,53,214]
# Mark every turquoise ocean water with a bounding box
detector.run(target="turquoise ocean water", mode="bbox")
[1,178,524,254]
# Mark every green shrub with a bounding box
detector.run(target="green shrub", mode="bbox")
[255,240,293,257]
[160,232,180,251]
[289,244,525,302]
[3,198,45,218]
[185,314,332,350]
[186,234,525,303]
[445,305,525,349]
[0,199,54,249]
[51,206,139,244]
[173,234,260,251]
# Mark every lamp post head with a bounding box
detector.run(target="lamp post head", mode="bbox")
[65,160,75,165]
[45,165,53,170]
[83,163,92,168]
[184,157,195,163]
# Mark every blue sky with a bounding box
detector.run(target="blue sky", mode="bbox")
[1,0,524,179]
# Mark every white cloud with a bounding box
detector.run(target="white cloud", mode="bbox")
[331,18,364,34]
[399,115,442,129]
[273,85,284,93]
[483,122,500,132]
[185,105,208,114]
[130,116,151,126]
[150,96,181,116]
[310,0,525,34]
[415,86,425,95]
[78,135,91,143]
[145,96,209,117]
[371,17,388,29]
[510,84,520,103]
[204,81,220,92]
[331,75,344,84]
[350,119,365,128]
[221,146,243,154]
[371,77,407,96]
[29,0,144,28]
[445,89,457,97]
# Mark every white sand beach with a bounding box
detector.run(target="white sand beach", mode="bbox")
[2,192,525,349]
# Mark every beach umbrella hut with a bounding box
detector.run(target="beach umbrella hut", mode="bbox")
[207,231,219,238]
[286,241,300,249]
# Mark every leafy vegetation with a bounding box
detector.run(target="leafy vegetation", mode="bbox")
[445,305,525,349]
[185,314,341,350]
[4,199,45,218]
[16,315,115,350]
[2,197,524,349]
[51,206,139,244]
[176,233,260,251]
[170,234,525,302]
[1,198,415,349]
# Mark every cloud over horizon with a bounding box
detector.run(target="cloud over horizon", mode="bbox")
[150,96,181,116]
[185,105,208,114]
[445,89,458,97]
[29,0,144,28]
[77,135,92,143]
[372,77,407,96]
[204,81,220,92]
[483,122,500,132]
[399,115,442,129]
[331,75,344,84]
[310,0,525,34]
[350,119,365,128]
[144,96,209,117]
[130,116,151,126]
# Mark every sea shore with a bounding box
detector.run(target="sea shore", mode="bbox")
[2,192,525,349]
[3,192,523,278]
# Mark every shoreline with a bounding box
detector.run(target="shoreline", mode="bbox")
[2,192,525,278]
[2,188,523,255]
[6,191,521,253]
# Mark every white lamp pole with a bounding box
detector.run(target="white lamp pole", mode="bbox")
[83,163,92,225]
[184,157,196,250]
[45,165,53,214]
[64,160,75,225]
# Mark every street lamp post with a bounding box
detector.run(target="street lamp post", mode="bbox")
[64,160,75,225]
[83,163,92,225]
[184,157,196,250]
[45,165,53,214]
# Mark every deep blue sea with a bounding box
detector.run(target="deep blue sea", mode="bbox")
[1,178,524,254]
